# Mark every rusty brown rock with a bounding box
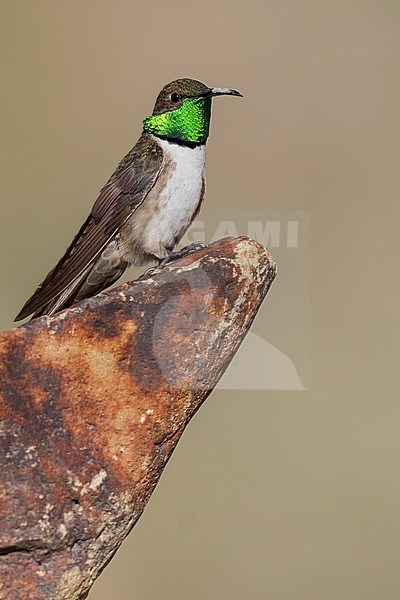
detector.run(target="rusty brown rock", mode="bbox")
[0,236,276,599]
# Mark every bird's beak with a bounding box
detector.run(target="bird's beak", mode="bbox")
[209,87,243,97]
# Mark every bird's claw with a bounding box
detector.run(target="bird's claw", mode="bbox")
[184,241,209,252]
[140,266,157,278]
[160,241,209,267]
[139,241,209,279]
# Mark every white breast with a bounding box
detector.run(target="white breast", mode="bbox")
[141,138,206,251]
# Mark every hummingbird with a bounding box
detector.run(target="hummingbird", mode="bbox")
[15,78,242,321]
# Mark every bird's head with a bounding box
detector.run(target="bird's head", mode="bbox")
[143,78,242,145]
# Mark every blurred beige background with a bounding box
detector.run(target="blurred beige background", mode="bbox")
[1,1,399,598]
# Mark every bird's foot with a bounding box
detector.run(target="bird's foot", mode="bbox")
[158,241,208,269]
[140,241,208,278]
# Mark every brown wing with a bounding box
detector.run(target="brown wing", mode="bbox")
[15,133,163,321]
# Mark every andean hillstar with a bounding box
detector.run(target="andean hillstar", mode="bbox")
[16,78,242,321]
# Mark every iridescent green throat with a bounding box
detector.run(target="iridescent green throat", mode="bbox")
[143,97,212,144]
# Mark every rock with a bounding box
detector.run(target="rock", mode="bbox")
[0,236,276,599]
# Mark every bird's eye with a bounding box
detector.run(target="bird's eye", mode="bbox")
[170,92,181,103]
